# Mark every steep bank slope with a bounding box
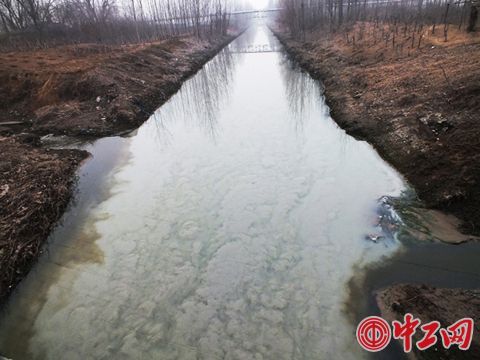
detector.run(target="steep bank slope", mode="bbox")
[274,25,480,236]
[0,35,235,137]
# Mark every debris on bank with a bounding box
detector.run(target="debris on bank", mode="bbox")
[0,136,87,304]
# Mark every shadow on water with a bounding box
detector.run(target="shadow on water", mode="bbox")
[0,137,131,358]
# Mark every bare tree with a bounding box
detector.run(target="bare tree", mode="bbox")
[279,0,474,40]
[467,0,478,31]
[0,0,238,50]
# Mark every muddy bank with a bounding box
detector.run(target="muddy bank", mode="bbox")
[0,136,88,304]
[0,34,236,304]
[273,25,480,236]
[377,284,480,359]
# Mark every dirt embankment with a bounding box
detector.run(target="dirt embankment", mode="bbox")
[377,284,480,359]
[0,136,88,303]
[274,24,480,236]
[0,35,234,137]
[0,34,235,304]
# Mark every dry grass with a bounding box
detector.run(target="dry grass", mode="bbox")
[306,22,480,62]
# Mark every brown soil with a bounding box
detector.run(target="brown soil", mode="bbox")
[0,34,235,304]
[0,136,88,304]
[0,35,234,137]
[274,23,480,236]
[377,284,480,359]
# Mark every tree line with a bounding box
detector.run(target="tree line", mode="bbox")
[279,0,479,38]
[0,0,247,50]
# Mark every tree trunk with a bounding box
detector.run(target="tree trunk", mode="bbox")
[467,3,478,32]
[339,0,343,25]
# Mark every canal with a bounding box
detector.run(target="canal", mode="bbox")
[1,26,423,359]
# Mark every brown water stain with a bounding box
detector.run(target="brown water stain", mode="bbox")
[403,207,480,244]
[0,219,104,359]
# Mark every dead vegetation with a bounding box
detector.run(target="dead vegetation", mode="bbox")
[0,0,237,50]
[0,34,234,137]
[279,0,478,39]
[0,136,87,304]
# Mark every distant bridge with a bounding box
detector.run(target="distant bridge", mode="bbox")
[229,8,284,16]
[229,44,282,54]
[159,8,283,22]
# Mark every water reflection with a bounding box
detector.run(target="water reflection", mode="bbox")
[229,23,281,54]
[280,58,325,134]
[279,54,359,165]
[227,26,255,53]
[149,48,235,144]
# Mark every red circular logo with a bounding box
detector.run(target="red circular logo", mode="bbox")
[356,316,392,352]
